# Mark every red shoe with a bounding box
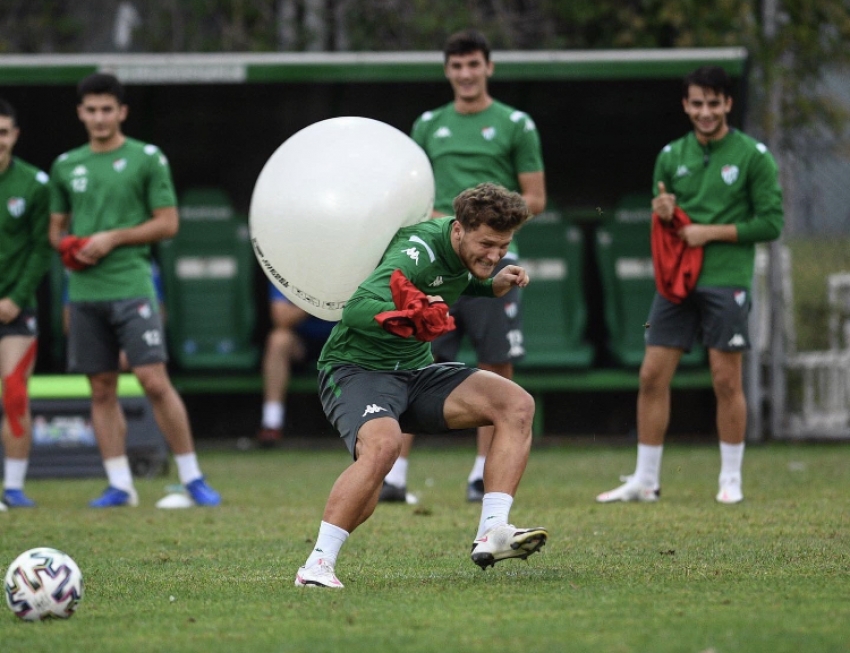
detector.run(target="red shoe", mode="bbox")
[257,427,282,447]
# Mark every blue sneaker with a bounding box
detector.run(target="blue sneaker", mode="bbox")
[185,477,221,507]
[89,486,139,508]
[2,489,36,508]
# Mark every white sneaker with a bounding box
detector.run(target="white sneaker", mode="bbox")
[470,524,548,570]
[294,559,344,588]
[596,475,660,503]
[716,476,743,504]
[0,500,7,512]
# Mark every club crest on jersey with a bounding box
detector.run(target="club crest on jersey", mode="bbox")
[481,126,496,141]
[113,158,127,172]
[721,165,739,185]
[7,197,25,218]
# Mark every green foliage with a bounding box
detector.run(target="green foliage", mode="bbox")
[1,444,849,652]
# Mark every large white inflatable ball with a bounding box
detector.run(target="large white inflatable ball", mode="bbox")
[250,116,435,321]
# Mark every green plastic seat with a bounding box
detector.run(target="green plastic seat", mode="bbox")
[594,218,705,367]
[158,188,258,370]
[453,210,594,369]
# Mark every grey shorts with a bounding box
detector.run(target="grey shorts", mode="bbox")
[67,298,168,374]
[0,309,37,339]
[431,257,524,365]
[645,286,751,352]
[318,362,477,458]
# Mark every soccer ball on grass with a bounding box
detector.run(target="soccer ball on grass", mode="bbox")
[4,547,83,621]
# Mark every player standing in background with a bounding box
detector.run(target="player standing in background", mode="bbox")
[48,73,221,508]
[380,28,546,503]
[0,98,52,510]
[596,65,784,505]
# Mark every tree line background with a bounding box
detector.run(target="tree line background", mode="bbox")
[1,1,849,236]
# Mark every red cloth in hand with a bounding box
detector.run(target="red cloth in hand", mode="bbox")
[651,207,704,304]
[59,235,93,271]
[374,270,456,342]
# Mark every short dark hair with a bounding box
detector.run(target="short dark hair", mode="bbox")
[453,183,529,233]
[77,73,125,104]
[444,29,490,64]
[683,66,733,99]
[0,98,17,125]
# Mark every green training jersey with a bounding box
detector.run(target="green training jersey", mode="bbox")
[654,129,784,290]
[0,157,52,310]
[49,137,177,302]
[318,217,495,371]
[411,100,544,216]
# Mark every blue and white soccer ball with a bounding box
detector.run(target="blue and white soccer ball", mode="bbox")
[4,547,83,621]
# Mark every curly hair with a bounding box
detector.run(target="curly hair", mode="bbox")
[452,182,530,233]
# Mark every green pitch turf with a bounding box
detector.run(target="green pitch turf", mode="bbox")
[1,441,848,652]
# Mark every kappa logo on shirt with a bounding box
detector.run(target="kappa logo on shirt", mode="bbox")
[434,126,451,138]
[675,165,690,178]
[362,404,388,417]
[403,247,421,265]
[428,276,444,287]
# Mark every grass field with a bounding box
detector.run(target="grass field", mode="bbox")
[1,441,848,653]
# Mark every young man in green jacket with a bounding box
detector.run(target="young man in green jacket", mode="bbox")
[0,98,52,510]
[597,65,784,505]
[295,183,548,588]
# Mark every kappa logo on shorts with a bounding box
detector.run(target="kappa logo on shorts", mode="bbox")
[728,334,746,347]
[362,404,387,417]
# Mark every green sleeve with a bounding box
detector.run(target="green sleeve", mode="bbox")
[10,180,53,308]
[146,148,178,210]
[652,149,672,196]
[48,159,71,214]
[735,149,784,244]
[513,114,544,174]
[462,278,495,297]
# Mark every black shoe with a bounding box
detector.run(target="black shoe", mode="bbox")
[466,478,485,502]
[378,481,407,503]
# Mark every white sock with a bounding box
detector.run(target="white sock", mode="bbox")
[468,455,486,483]
[262,402,284,430]
[384,456,408,488]
[3,458,28,490]
[635,444,663,488]
[719,441,745,482]
[305,521,349,568]
[174,452,203,485]
[104,456,134,493]
[476,492,513,539]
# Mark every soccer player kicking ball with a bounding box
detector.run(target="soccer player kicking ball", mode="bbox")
[295,183,548,588]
